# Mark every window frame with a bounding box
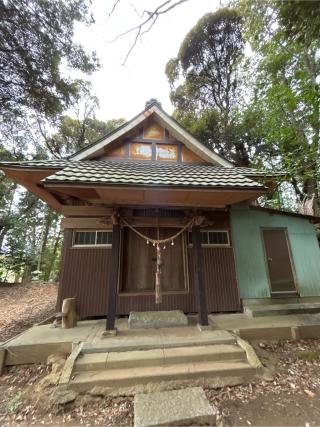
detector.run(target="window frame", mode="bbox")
[188,229,230,248]
[72,230,113,248]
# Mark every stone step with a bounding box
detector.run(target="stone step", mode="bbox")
[244,303,320,318]
[82,329,236,354]
[75,344,246,372]
[70,360,256,392]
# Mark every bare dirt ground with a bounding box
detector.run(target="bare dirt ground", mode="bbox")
[1,284,320,426]
[1,339,320,426]
[0,282,58,342]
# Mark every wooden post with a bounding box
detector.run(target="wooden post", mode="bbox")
[192,225,209,326]
[106,222,121,331]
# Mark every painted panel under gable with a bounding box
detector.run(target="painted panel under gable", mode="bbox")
[230,204,320,299]
[93,119,210,164]
[144,122,164,139]
[182,146,205,163]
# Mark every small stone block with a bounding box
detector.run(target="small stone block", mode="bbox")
[0,347,6,376]
[129,310,188,329]
[134,387,216,427]
[291,326,300,341]
[197,323,213,332]
[102,329,117,337]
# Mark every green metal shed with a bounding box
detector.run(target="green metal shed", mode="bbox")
[230,204,320,299]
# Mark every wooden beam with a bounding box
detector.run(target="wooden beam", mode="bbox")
[1,167,64,214]
[61,216,192,229]
[61,217,112,229]
[61,206,113,217]
[192,225,209,326]
[106,223,121,331]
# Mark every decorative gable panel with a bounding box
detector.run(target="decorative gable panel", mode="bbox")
[94,119,208,164]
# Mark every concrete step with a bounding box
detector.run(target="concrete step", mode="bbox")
[82,329,236,354]
[70,360,256,392]
[244,303,320,318]
[75,344,246,372]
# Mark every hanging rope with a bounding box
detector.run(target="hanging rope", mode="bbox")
[120,216,196,246]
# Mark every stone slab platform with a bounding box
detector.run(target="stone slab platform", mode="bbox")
[244,303,320,318]
[84,328,235,354]
[5,309,320,367]
[128,310,188,329]
[134,387,216,427]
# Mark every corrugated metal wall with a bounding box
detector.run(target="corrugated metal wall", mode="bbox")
[230,204,320,299]
[58,213,241,317]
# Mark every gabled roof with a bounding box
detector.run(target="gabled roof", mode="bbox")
[0,159,280,181]
[68,101,233,167]
[42,159,264,190]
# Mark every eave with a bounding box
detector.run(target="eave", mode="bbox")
[43,181,266,209]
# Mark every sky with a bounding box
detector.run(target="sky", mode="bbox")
[73,0,222,121]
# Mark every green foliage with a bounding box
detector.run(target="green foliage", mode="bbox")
[237,0,319,211]
[168,0,319,211]
[0,111,125,281]
[167,8,244,118]
[46,116,126,158]
[277,0,320,43]
[0,0,99,119]
[167,8,261,166]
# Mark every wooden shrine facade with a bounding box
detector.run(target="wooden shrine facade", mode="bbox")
[0,100,277,329]
[58,208,241,329]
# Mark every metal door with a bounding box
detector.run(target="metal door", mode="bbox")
[262,229,298,294]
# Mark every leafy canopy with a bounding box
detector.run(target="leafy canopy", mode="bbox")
[0,0,99,118]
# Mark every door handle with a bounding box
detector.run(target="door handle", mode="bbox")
[268,257,273,262]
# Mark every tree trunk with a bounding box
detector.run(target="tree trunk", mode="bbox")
[44,229,61,281]
[36,208,53,273]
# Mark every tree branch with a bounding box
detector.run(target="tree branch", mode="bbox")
[109,0,191,65]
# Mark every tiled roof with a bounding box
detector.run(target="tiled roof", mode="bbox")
[0,159,68,169]
[41,159,265,190]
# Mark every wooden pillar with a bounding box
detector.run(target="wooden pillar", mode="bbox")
[192,225,209,326]
[106,222,121,331]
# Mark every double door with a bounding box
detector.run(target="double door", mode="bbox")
[120,227,187,294]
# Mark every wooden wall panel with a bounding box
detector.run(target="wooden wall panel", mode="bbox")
[182,146,205,163]
[143,122,164,139]
[58,211,241,318]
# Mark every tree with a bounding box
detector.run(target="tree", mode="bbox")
[237,0,320,213]
[0,112,126,281]
[166,8,258,166]
[108,0,191,64]
[0,0,98,119]
[42,115,126,158]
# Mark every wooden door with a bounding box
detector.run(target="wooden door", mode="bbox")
[120,227,187,293]
[120,227,156,293]
[262,229,297,294]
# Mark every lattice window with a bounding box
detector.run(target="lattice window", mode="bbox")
[188,230,230,247]
[73,230,113,247]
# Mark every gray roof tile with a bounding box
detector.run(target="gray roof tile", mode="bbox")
[41,159,265,189]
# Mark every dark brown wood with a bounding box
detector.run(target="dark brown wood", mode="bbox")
[120,227,187,294]
[106,223,121,330]
[120,227,156,293]
[192,225,209,326]
[57,211,241,317]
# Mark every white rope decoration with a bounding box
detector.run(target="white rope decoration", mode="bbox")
[120,216,196,246]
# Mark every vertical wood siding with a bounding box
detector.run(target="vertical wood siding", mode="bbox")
[58,213,241,317]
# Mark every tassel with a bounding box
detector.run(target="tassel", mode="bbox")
[155,244,162,304]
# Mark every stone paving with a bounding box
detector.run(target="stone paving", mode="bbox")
[134,387,216,427]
